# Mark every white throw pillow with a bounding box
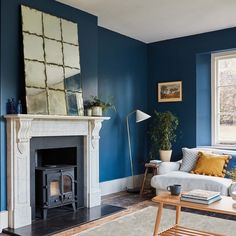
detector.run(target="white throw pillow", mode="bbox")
[179,148,199,172]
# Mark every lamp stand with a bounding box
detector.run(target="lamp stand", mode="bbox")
[126,110,151,194]
[126,112,139,193]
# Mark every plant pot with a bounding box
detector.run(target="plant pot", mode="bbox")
[229,182,236,196]
[86,108,92,116]
[159,150,172,162]
[92,106,103,116]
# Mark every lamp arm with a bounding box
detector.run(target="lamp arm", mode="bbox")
[126,114,135,188]
[126,110,136,118]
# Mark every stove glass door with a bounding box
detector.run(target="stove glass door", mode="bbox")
[50,180,60,196]
[63,175,72,193]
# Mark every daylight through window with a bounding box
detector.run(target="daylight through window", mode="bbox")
[212,51,236,146]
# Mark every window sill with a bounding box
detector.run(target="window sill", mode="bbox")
[197,145,236,152]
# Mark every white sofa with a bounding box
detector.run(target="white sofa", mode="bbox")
[151,148,235,196]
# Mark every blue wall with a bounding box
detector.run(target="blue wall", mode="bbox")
[0,0,148,210]
[196,53,211,146]
[148,27,236,161]
[0,0,98,211]
[1,0,236,213]
[98,27,148,182]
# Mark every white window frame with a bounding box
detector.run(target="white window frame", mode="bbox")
[211,50,236,149]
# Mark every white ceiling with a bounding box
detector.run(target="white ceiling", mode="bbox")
[57,0,236,43]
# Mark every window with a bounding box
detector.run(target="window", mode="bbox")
[212,51,236,147]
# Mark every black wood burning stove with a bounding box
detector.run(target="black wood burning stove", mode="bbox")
[35,165,77,219]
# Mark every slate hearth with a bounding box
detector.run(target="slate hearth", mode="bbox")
[3,204,125,236]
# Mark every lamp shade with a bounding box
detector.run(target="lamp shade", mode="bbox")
[136,110,151,123]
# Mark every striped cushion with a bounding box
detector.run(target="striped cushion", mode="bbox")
[180,148,199,172]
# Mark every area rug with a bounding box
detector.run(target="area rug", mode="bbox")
[76,206,236,236]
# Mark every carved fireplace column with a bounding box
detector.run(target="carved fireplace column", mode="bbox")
[84,120,103,207]
[6,117,33,228]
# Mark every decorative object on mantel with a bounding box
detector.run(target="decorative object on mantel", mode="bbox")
[7,98,16,114]
[6,98,23,114]
[21,5,84,116]
[86,108,92,116]
[17,100,23,114]
[158,81,182,102]
[86,96,115,116]
[126,110,151,193]
[149,110,179,162]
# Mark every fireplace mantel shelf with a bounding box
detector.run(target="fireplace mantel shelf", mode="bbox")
[4,114,110,121]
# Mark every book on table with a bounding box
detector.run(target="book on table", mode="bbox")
[181,189,221,205]
[181,189,220,200]
[181,195,222,205]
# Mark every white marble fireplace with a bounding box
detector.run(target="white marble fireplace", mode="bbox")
[5,114,109,229]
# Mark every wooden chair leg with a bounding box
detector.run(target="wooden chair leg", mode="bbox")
[140,167,148,196]
[176,205,181,225]
[153,203,163,236]
[154,167,157,176]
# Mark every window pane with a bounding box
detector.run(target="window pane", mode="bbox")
[218,58,236,86]
[219,115,236,144]
[219,86,236,112]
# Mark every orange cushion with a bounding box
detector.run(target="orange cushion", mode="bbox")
[191,152,231,177]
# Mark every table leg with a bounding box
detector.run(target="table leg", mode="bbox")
[153,203,163,236]
[140,167,148,196]
[176,205,181,225]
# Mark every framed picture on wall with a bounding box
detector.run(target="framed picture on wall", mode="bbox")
[157,81,182,102]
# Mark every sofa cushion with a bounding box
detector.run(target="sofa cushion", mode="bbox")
[179,148,199,172]
[158,161,181,175]
[191,152,231,177]
[151,171,232,196]
[193,148,236,175]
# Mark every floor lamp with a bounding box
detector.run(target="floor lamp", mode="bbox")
[126,110,151,193]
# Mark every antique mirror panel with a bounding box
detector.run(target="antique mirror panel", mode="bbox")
[21,5,83,115]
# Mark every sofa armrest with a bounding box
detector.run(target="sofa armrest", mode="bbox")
[158,161,181,175]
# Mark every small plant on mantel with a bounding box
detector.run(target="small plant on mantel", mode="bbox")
[86,96,115,116]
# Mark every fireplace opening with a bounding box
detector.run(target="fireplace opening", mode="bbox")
[36,147,76,166]
[30,136,84,221]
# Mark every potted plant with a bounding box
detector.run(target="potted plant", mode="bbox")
[86,96,115,116]
[149,110,179,162]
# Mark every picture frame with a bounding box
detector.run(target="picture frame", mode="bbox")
[158,81,182,102]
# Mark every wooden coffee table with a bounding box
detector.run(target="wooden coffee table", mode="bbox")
[152,192,236,236]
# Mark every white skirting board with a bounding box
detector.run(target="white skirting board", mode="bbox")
[100,174,144,196]
[0,211,8,232]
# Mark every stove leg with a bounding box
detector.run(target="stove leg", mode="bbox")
[72,202,76,212]
[43,209,48,220]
